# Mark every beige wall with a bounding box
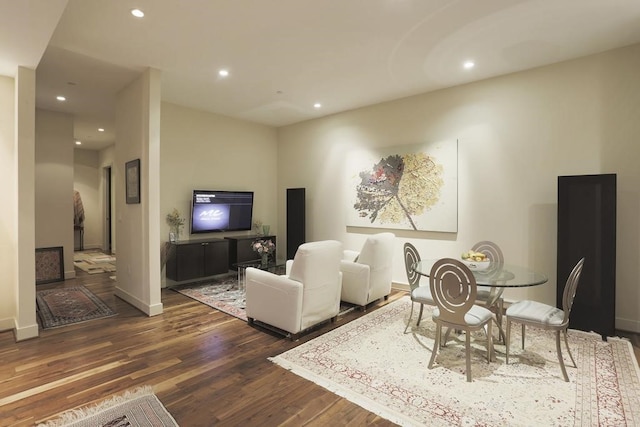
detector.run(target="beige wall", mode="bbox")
[73,148,101,249]
[35,109,75,279]
[277,43,640,332]
[159,102,279,282]
[0,75,17,331]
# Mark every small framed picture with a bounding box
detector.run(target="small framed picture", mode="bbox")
[125,159,141,204]
[35,246,64,285]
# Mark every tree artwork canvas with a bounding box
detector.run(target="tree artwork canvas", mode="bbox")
[346,141,457,232]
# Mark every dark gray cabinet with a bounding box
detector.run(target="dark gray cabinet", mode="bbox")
[557,174,616,338]
[166,238,229,283]
[225,235,276,269]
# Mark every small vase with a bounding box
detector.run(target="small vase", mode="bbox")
[261,253,269,268]
[262,225,270,236]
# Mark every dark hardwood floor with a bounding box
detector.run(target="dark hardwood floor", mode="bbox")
[1,266,639,426]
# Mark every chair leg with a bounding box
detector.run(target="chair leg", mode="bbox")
[416,304,424,326]
[465,331,472,382]
[563,329,577,368]
[521,324,526,349]
[486,321,493,363]
[428,324,441,369]
[404,302,415,333]
[556,330,569,382]
[505,318,511,364]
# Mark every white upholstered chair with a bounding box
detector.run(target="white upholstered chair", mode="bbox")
[245,240,343,340]
[506,257,585,382]
[428,258,494,382]
[340,232,395,309]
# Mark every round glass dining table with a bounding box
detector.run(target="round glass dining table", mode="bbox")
[412,259,548,342]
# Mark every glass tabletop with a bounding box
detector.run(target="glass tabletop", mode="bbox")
[413,259,548,288]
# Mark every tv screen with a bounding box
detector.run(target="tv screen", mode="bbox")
[191,190,254,234]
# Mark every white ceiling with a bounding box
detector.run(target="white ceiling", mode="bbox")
[2,0,640,150]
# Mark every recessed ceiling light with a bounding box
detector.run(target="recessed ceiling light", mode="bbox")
[313,103,322,109]
[75,141,82,145]
[98,128,105,132]
[463,61,475,70]
[131,9,144,18]
[218,69,229,77]
[56,95,66,101]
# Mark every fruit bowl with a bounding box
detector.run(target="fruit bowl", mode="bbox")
[461,259,490,271]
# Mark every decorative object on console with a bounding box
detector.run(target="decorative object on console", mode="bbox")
[262,224,270,236]
[253,219,263,235]
[252,238,275,267]
[166,208,186,241]
[346,140,458,232]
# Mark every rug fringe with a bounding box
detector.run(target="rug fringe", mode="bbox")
[36,385,155,427]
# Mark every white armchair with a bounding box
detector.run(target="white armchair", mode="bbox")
[340,232,395,308]
[245,240,343,339]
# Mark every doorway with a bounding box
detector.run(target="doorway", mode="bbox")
[103,166,115,254]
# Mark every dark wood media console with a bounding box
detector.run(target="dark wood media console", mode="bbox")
[166,238,229,283]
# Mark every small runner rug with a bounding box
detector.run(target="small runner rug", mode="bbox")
[36,286,117,329]
[271,296,640,427]
[174,274,355,322]
[37,386,178,427]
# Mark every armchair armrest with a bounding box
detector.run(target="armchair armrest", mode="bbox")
[245,267,303,334]
[340,260,370,306]
[343,249,360,262]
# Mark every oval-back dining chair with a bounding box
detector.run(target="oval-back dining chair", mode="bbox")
[403,242,435,333]
[472,240,506,342]
[428,258,493,382]
[505,257,585,382]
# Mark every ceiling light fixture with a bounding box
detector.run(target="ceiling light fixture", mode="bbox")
[463,61,475,70]
[313,103,322,109]
[98,128,105,132]
[131,9,144,18]
[218,69,229,77]
[75,141,82,145]
[56,95,66,101]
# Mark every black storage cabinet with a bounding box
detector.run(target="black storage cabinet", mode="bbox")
[557,174,616,338]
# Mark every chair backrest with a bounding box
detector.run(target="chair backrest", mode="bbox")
[356,232,395,272]
[562,257,585,321]
[403,242,421,292]
[429,258,477,325]
[472,240,504,276]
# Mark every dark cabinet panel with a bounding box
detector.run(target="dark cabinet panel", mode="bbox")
[166,238,229,283]
[225,235,276,269]
[557,174,616,338]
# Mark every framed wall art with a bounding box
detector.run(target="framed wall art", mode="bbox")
[345,140,458,233]
[125,158,141,204]
[35,246,64,285]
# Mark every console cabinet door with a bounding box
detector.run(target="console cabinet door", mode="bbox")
[204,240,229,276]
[175,243,204,281]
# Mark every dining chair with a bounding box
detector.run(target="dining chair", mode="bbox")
[403,242,435,333]
[428,258,493,382]
[472,240,505,342]
[505,257,585,382]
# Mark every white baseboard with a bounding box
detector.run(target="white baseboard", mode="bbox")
[14,321,39,341]
[615,317,640,333]
[115,286,163,316]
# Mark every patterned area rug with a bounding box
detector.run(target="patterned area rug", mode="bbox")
[271,296,640,426]
[36,286,117,329]
[37,386,177,427]
[74,250,116,274]
[174,274,356,322]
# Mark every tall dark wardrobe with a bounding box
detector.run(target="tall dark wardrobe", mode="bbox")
[557,174,616,339]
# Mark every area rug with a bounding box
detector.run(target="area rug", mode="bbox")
[36,286,117,329]
[174,274,356,322]
[271,296,640,427]
[37,386,178,427]
[73,250,116,274]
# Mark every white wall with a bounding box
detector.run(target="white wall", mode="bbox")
[73,148,100,249]
[277,43,640,332]
[0,75,17,331]
[159,102,278,282]
[35,109,75,279]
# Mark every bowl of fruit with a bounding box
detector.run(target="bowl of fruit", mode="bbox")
[460,251,491,270]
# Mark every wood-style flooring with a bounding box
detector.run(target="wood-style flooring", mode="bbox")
[1,267,639,426]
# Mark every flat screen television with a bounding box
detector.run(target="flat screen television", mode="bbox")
[190,190,254,234]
